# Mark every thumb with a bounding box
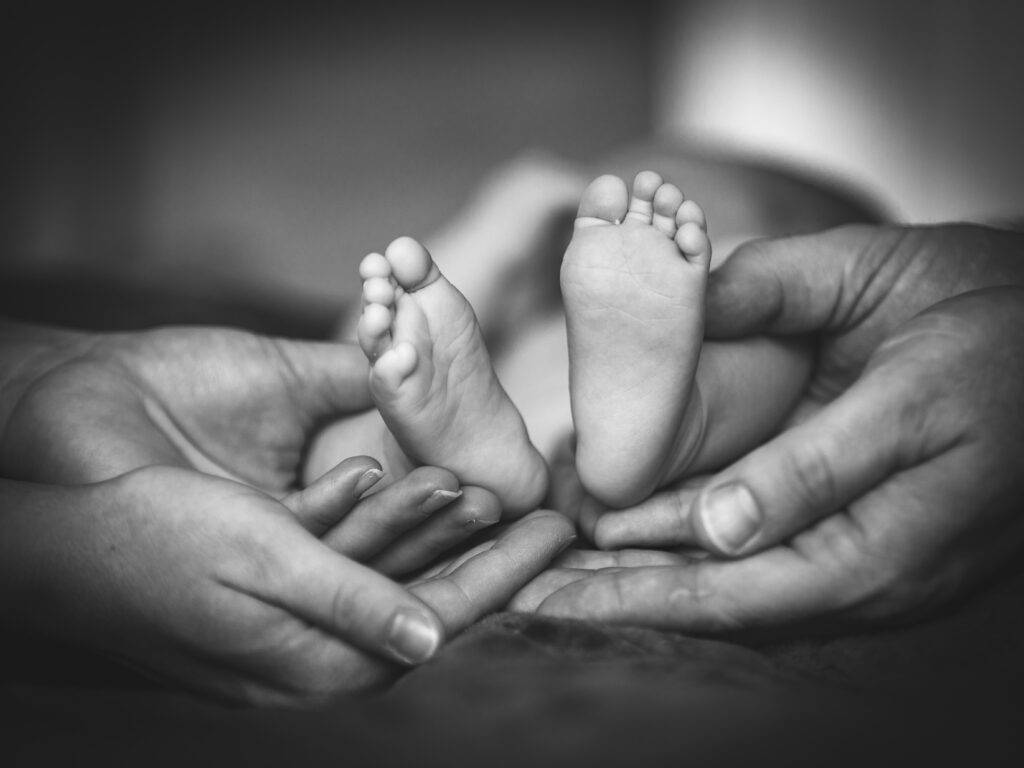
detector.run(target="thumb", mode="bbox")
[705,224,887,338]
[249,521,444,666]
[269,337,372,415]
[688,361,926,557]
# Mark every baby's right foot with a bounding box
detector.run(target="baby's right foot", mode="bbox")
[561,172,711,508]
[357,236,548,517]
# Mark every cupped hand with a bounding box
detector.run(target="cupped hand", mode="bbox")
[0,325,371,489]
[523,225,1024,632]
[0,324,496,571]
[1,465,573,705]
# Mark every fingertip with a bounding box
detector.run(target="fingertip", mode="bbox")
[287,455,383,534]
[691,481,764,557]
[450,486,503,528]
[592,516,623,550]
[384,606,445,665]
[528,508,577,545]
[402,465,461,497]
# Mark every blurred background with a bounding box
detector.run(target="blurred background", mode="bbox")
[2,0,1022,333]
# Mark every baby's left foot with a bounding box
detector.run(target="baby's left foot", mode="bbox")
[357,237,548,517]
[562,172,712,508]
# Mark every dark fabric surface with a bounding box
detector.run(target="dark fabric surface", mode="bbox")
[5,593,1024,766]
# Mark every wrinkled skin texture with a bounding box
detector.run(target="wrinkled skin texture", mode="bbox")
[0,325,507,574]
[0,325,373,489]
[0,324,574,704]
[515,225,1024,634]
[1,467,573,705]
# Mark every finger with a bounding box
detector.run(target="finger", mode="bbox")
[369,486,502,577]
[508,568,593,612]
[687,363,928,558]
[407,536,497,585]
[704,225,896,338]
[554,547,689,569]
[321,466,461,560]
[591,475,709,549]
[235,525,445,667]
[267,338,373,415]
[411,510,575,633]
[580,336,810,550]
[283,456,383,535]
[540,439,1024,633]
[536,536,852,632]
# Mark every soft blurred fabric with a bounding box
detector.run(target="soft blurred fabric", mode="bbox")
[656,0,1024,223]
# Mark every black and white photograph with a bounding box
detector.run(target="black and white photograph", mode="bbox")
[2,0,1023,764]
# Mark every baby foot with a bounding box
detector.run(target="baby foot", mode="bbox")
[561,171,712,508]
[357,236,548,517]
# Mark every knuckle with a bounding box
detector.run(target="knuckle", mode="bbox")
[671,492,691,535]
[818,516,943,624]
[328,582,358,631]
[665,565,744,632]
[782,442,839,516]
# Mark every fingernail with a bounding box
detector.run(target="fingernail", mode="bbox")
[697,482,762,554]
[386,609,441,665]
[464,510,500,529]
[420,488,462,515]
[354,468,384,496]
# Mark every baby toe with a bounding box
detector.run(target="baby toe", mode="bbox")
[575,174,629,228]
[358,302,393,360]
[675,221,712,267]
[370,341,420,395]
[652,183,684,238]
[675,199,708,232]
[385,237,442,292]
[362,276,395,307]
[625,170,663,224]
[360,252,391,280]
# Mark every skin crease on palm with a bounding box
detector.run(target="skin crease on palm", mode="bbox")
[512,224,1024,635]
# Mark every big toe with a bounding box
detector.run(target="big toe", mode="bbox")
[575,174,629,228]
[384,236,442,292]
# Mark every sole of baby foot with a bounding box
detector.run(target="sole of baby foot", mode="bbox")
[357,236,548,517]
[561,171,712,508]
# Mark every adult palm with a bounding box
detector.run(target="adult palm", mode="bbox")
[0,325,371,489]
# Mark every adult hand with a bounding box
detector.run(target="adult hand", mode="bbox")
[1,466,573,705]
[517,225,1024,632]
[0,323,496,572]
[0,324,370,488]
